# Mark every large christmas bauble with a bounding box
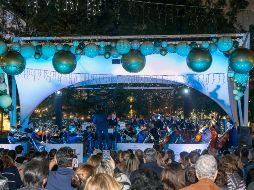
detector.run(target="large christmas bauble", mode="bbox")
[116,40,131,54]
[140,41,154,56]
[229,48,254,74]
[52,50,77,74]
[0,95,12,108]
[41,44,56,58]
[84,43,99,58]
[187,48,212,72]
[121,50,146,73]
[176,43,191,56]
[20,44,35,58]
[0,41,7,56]
[1,51,26,75]
[217,37,233,52]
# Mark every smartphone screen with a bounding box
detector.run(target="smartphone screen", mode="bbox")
[103,150,110,161]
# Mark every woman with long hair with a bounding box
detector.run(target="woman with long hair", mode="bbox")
[125,154,140,177]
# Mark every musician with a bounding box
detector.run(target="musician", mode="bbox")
[137,124,148,143]
[93,105,109,149]
[154,115,165,130]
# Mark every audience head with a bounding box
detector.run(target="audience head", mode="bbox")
[135,149,143,160]
[165,149,175,163]
[188,151,200,165]
[15,145,24,155]
[56,146,75,168]
[72,164,95,190]
[125,154,140,176]
[84,173,121,190]
[87,154,103,168]
[215,170,227,188]
[48,148,57,160]
[248,149,254,161]
[1,155,14,168]
[219,154,238,174]
[195,155,218,181]
[144,148,157,163]
[161,162,186,190]
[0,159,3,172]
[185,166,198,185]
[8,150,17,162]
[130,169,163,190]
[96,160,114,177]
[21,158,49,188]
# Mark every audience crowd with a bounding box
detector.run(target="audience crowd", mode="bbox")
[0,145,254,190]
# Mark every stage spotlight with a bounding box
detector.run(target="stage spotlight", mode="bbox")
[183,88,189,94]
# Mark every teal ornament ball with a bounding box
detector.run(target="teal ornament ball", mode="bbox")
[154,40,161,47]
[31,41,39,46]
[99,41,106,48]
[34,52,41,59]
[70,46,76,54]
[20,44,35,58]
[63,44,70,51]
[235,96,240,101]
[1,51,26,75]
[161,41,168,48]
[104,52,111,59]
[75,47,83,55]
[121,50,146,73]
[111,42,116,48]
[209,43,217,53]
[41,44,56,58]
[218,37,233,52]
[116,40,131,55]
[190,42,198,49]
[131,40,140,50]
[140,41,154,56]
[111,48,120,58]
[233,90,238,95]
[52,50,77,74]
[233,41,239,48]
[228,70,234,78]
[237,91,244,97]
[11,43,21,52]
[0,95,12,109]
[36,45,42,52]
[72,41,79,47]
[201,41,210,49]
[229,48,254,74]
[160,48,167,56]
[187,48,212,72]
[176,43,191,57]
[153,47,160,54]
[0,41,7,56]
[85,43,99,58]
[0,83,7,91]
[99,47,106,55]
[167,44,176,53]
[234,73,248,85]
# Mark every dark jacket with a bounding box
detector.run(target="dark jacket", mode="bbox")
[45,167,75,190]
[2,166,22,190]
[93,111,108,129]
[140,161,163,178]
[15,156,26,164]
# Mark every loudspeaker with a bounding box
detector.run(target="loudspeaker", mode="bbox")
[237,127,252,147]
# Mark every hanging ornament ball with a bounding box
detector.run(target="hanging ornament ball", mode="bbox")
[161,41,168,48]
[234,72,248,85]
[0,41,7,56]
[70,46,76,55]
[20,44,35,58]
[160,48,167,56]
[63,44,70,51]
[121,50,146,73]
[233,89,238,95]
[34,52,41,59]
[116,40,131,55]
[111,42,116,48]
[153,47,161,54]
[229,48,254,74]
[186,48,212,72]
[0,95,12,109]
[52,50,77,74]
[111,48,120,58]
[41,44,56,58]
[0,83,7,91]
[104,52,111,59]
[31,41,39,46]
[154,40,161,47]
[36,45,42,52]
[228,70,234,78]
[99,41,106,48]
[234,96,240,101]
[75,47,83,55]
[105,45,112,53]
[131,40,140,50]
[217,37,233,52]
[167,44,176,53]
[190,42,198,49]
[233,41,239,48]
[176,43,191,57]
[85,43,99,58]
[72,41,79,47]
[99,47,106,55]
[11,43,21,52]
[201,41,210,49]
[237,91,244,97]
[209,43,217,53]
[1,51,26,75]
[140,41,154,56]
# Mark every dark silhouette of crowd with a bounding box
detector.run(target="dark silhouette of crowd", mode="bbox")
[0,145,254,190]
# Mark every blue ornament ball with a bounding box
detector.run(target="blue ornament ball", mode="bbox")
[121,50,146,73]
[201,41,210,49]
[154,40,161,47]
[140,41,154,56]
[167,44,176,53]
[11,43,21,52]
[176,43,191,57]
[104,52,111,59]
[116,40,131,54]
[229,48,254,74]
[0,41,8,56]
[0,95,12,109]
[20,44,35,58]
[234,73,248,85]
[187,48,212,72]
[111,48,120,58]
[131,40,140,50]
[190,42,198,49]
[99,47,106,55]
[161,41,168,48]
[209,43,217,53]
[99,41,106,48]
[153,47,161,54]
[72,41,79,47]
[41,44,56,58]
[56,44,63,51]
[218,37,233,52]
[85,43,99,58]
[111,42,116,48]
[235,96,240,101]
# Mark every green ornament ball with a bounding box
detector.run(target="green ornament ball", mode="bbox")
[52,50,77,74]
[0,41,8,56]
[1,51,26,75]
[186,48,212,72]
[104,52,111,59]
[121,50,146,73]
[34,52,41,59]
[0,95,12,109]
[229,48,254,74]
[160,48,167,56]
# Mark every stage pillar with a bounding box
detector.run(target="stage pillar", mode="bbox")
[11,76,17,127]
[54,91,62,128]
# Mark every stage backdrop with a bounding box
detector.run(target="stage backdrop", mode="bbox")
[15,51,233,124]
